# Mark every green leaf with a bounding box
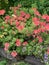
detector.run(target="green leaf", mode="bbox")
[0,60,6,65]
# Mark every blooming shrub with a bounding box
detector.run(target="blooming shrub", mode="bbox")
[0,5,49,63]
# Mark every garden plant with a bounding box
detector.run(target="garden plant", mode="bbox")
[0,0,49,65]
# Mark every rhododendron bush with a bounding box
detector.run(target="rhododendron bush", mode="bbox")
[0,5,49,62]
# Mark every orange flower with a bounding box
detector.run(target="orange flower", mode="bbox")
[18,16,24,21]
[32,8,41,16]
[11,51,17,57]
[40,22,46,27]
[16,39,21,46]
[4,42,10,51]
[34,21,40,26]
[34,11,41,16]
[37,36,43,43]
[4,47,8,51]
[4,43,10,48]
[46,15,49,22]
[42,14,47,19]
[25,14,30,19]
[16,21,20,26]
[23,41,28,46]
[5,15,10,20]
[33,30,39,34]
[20,11,26,17]
[17,25,24,31]
[0,10,5,15]
[32,17,40,26]
[45,24,49,31]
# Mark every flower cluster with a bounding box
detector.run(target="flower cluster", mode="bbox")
[0,5,49,59]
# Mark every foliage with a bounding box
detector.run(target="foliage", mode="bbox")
[0,0,49,15]
[0,60,6,65]
[36,0,49,14]
[13,61,30,65]
[0,0,49,65]
[0,0,33,9]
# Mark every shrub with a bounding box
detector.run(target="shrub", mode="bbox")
[0,5,49,65]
